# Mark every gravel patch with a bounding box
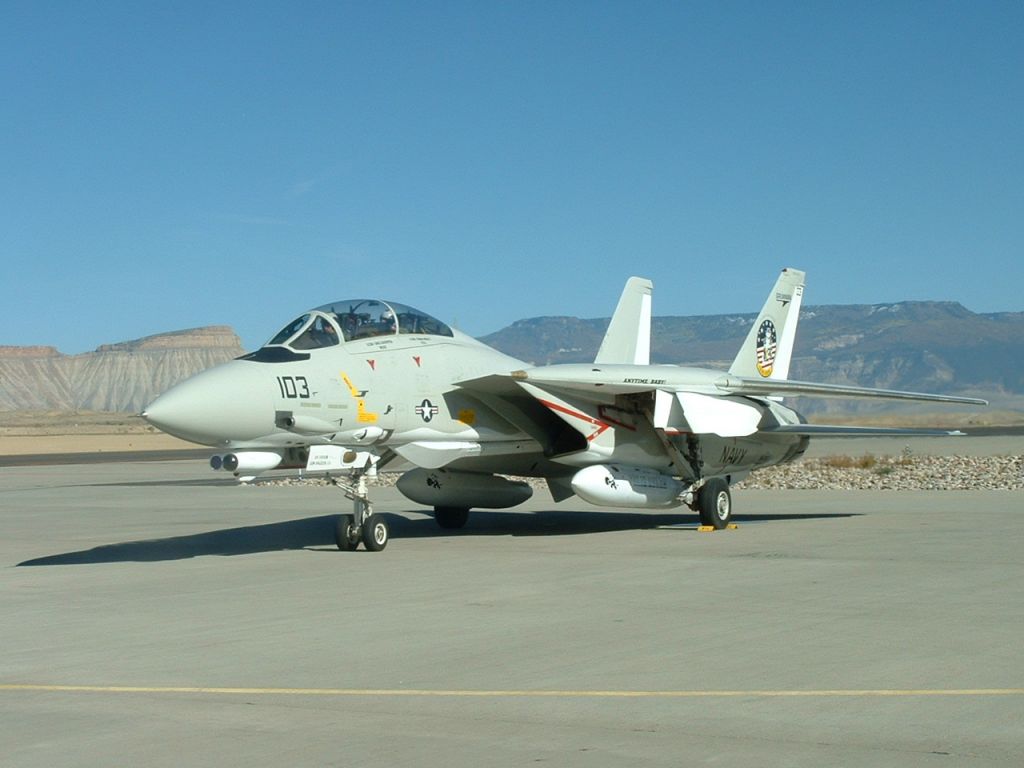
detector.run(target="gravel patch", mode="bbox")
[737,454,1023,491]
[252,454,1023,492]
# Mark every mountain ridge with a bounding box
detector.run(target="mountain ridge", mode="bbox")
[0,327,244,412]
[1,301,1020,415]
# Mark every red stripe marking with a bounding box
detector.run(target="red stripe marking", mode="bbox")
[537,399,611,441]
[598,405,637,432]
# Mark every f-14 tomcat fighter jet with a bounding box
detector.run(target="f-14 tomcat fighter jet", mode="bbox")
[143,269,985,551]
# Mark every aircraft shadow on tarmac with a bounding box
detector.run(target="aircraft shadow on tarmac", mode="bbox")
[17,509,857,566]
[89,479,242,488]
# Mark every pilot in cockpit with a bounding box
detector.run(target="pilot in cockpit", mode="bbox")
[317,319,338,345]
[336,313,358,341]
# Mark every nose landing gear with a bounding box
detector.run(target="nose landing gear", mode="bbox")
[333,507,389,551]
[330,459,390,552]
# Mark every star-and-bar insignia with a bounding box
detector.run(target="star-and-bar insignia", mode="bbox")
[415,399,440,422]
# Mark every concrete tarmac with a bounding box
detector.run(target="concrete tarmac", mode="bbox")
[1,459,1023,767]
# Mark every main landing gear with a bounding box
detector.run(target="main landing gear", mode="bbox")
[695,477,733,530]
[330,468,389,552]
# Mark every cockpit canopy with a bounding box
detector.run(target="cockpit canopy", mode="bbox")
[265,299,454,351]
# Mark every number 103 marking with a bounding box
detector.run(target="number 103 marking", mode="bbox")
[277,376,310,399]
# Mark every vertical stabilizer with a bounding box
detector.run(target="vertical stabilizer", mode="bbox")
[728,268,805,380]
[595,277,653,365]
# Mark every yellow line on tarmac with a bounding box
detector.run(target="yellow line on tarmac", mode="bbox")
[2,684,1024,699]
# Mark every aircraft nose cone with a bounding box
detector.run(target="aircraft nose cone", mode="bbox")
[142,386,202,437]
[143,361,273,445]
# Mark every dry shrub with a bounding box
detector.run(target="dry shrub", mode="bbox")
[820,454,878,470]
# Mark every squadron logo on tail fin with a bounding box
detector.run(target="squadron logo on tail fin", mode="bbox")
[755,319,778,377]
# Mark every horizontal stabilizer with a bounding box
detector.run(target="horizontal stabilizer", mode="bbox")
[720,377,989,406]
[763,424,966,437]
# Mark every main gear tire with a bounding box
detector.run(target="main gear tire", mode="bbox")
[361,513,389,552]
[698,479,732,529]
[334,514,359,551]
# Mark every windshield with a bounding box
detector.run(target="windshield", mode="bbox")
[268,314,311,346]
[291,314,340,349]
[265,312,340,351]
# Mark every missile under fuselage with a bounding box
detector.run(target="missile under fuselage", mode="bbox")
[570,464,686,509]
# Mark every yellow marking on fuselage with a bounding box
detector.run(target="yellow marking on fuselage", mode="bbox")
[340,373,361,398]
[340,372,379,424]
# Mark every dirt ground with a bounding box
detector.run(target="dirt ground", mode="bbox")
[0,412,196,455]
[1,408,1021,457]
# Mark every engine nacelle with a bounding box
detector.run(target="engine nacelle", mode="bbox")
[571,464,685,509]
[397,468,533,510]
[216,451,284,474]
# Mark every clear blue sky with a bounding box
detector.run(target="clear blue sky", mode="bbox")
[3,1,1021,353]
